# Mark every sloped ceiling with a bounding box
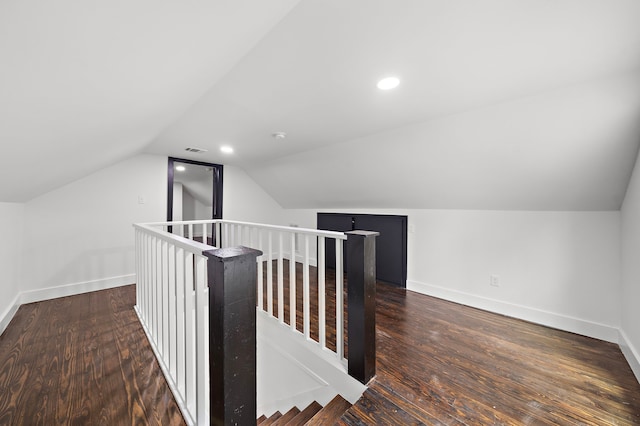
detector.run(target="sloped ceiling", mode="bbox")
[0,0,299,202]
[3,1,640,211]
[149,0,640,210]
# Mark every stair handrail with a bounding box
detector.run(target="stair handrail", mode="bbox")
[134,219,377,425]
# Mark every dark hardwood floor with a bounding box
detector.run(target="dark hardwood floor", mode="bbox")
[1,263,639,425]
[344,284,640,425]
[0,286,185,425]
[262,260,640,425]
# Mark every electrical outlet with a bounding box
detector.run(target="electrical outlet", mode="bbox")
[408,224,416,234]
[490,274,500,287]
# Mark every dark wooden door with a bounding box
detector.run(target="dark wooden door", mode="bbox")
[317,213,354,271]
[317,213,407,288]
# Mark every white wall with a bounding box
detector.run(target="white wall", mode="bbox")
[283,208,621,342]
[182,187,196,221]
[223,165,285,224]
[173,182,183,221]
[621,149,640,381]
[0,202,25,333]
[9,158,284,304]
[21,154,167,298]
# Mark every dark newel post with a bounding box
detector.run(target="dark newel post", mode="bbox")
[346,230,379,384]
[204,246,262,426]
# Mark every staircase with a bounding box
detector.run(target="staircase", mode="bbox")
[257,395,352,425]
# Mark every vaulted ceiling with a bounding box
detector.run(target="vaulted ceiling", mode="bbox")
[3,0,640,210]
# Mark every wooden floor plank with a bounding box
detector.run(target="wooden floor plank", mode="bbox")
[263,260,640,425]
[1,260,639,425]
[0,286,185,425]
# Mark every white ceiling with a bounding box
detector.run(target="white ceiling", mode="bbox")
[0,0,299,202]
[3,0,640,210]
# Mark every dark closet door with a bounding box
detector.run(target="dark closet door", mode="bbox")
[354,214,407,287]
[317,213,354,270]
[317,213,407,288]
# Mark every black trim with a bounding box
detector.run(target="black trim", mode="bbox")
[167,157,224,223]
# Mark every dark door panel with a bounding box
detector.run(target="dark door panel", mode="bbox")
[317,213,407,288]
[317,213,354,270]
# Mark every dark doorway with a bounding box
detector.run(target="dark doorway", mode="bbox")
[167,157,223,242]
[317,213,407,288]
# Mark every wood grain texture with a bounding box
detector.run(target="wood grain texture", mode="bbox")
[2,268,639,425]
[0,286,185,426]
[306,395,351,425]
[346,282,640,425]
[288,401,322,425]
[263,260,640,425]
[271,406,299,425]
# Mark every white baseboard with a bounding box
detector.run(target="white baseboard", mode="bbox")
[0,293,21,336]
[19,274,136,305]
[619,329,640,384]
[0,275,135,337]
[407,280,619,343]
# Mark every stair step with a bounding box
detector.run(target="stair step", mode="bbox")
[271,407,301,425]
[260,411,282,426]
[306,395,352,426]
[257,414,268,424]
[338,387,424,425]
[283,401,322,426]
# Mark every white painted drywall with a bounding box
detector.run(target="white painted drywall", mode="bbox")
[182,186,196,221]
[21,154,167,294]
[223,165,285,225]
[621,149,640,381]
[13,158,284,300]
[283,208,621,342]
[0,202,25,332]
[172,182,183,221]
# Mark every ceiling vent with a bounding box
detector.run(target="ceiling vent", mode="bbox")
[185,147,208,153]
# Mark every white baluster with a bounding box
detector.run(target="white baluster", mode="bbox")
[335,239,344,361]
[289,232,296,331]
[278,232,284,322]
[184,252,196,416]
[168,244,177,379]
[152,237,159,347]
[194,255,207,423]
[318,237,326,348]
[267,231,273,316]
[176,247,186,398]
[162,240,170,358]
[257,230,264,311]
[303,235,310,339]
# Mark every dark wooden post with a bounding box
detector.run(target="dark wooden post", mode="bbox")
[346,230,379,384]
[204,246,262,426]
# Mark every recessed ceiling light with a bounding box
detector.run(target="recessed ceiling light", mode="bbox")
[175,165,186,172]
[272,132,287,140]
[220,146,234,154]
[377,76,400,90]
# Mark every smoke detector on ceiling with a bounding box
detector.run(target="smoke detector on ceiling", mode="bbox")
[185,147,208,153]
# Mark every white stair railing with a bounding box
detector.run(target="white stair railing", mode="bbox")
[134,219,375,425]
[134,222,212,425]
[215,220,348,366]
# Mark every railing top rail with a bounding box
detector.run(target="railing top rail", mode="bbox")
[133,223,213,253]
[140,219,348,240]
[220,220,347,240]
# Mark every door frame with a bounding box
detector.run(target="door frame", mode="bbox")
[167,157,224,222]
